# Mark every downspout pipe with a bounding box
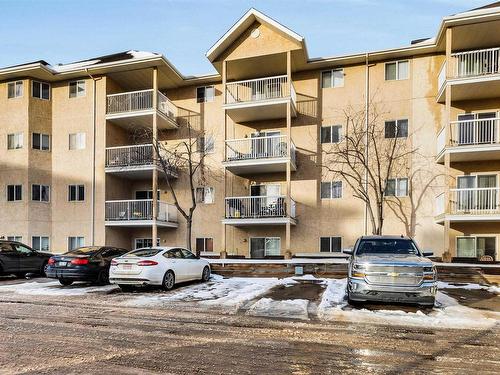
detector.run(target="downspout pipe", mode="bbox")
[85,68,100,246]
[364,53,369,235]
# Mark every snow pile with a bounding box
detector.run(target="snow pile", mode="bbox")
[0,281,117,296]
[438,281,500,295]
[247,298,310,320]
[52,59,101,72]
[126,275,281,313]
[127,50,160,59]
[317,278,500,329]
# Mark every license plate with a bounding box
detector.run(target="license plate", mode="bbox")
[122,264,132,270]
[58,261,67,267]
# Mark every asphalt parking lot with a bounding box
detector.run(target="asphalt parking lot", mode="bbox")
[0,275,498,374]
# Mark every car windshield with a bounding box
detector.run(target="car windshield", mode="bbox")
[126,248,162,257]
[356,239,420,256]
[66,247,100,255]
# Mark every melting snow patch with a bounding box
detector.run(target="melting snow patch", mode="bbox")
[317,278,500,329]
[247,298,310,320]
[438,281,500,295]
[0,281,117,296]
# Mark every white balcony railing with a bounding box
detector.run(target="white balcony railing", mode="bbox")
[450,117,500,146]
[106,89,178,122]
[452,47,500,78]
[438,61,446,91]
[450,188,500,215]
[225,75,296,105]
[106,144,155,168]
[105,200,178,223]
[225,195,296,219]
[225,135,296,164]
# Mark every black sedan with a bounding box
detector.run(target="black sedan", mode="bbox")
[0,240,52,277]
[46,246,129,286]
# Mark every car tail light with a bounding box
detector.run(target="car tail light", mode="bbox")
[71,258,89,265]
[110,259,118,266]
[48,257,56,265]
[137,260,158,266]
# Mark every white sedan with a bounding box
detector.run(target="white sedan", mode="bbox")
[109,247,211,291]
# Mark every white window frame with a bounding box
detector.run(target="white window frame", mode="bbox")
[196,86,215,103]
[321,68,344,88]
[320,125,343,144]
[31,184,50,202]
[7,236,22,242]
[6,185,22,201]
[196,237,214,253]
[321,181,343,199]
[68,184,85,202]
[134,238,160,249]
[385,60,409,81]
[32,236,50,251]
[32,133,50,151]
[69,132,86,150]
[456,235,498,260]
[31,81,50,100]
[385,177,409,197]
[7,81,23,99]
[319,236,343,253]
[7,133,23,150]
[249,237,281,257]
[68,236,85,251]
[196,187,215,204]
[69,80,86,98]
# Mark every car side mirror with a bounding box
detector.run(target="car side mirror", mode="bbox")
[343,248,353,255]
[422,251,433,257]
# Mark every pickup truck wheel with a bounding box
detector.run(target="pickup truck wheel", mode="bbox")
[59,279,73,286]
[162,270,175,291]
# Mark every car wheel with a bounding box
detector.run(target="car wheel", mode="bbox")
[162,270,175,291]
[59,279,73,286]
[95,270,109,285]
[201,266,211,282]
[40,261,48,277]
[118,285,135,293]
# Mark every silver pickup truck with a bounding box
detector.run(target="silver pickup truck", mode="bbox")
[344,236,437,306]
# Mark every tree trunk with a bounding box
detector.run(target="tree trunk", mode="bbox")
[186,218,193,252]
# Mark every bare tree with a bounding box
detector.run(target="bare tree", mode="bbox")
[321,101,418,235]
[134,114,216,255]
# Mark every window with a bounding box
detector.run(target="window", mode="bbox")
[7,185,22,201]
[385,119,408,138]
[7,236,22,242]
[320,237,342,252]
[68,237,85,251]
[134,238,160,249]
[32,184,50,202]
[385,60,409,81]
[135,190,160,200]
[197,135,215,153]
[385,178,409,197]
[32,81,50,100]
[69,80,86,98]
[196,238,214,253]
[32,236,50,251]
[180,248,197,259]
[196,86,215,103]
[321,69,344,88]
[69,133,86,150]
[321,125,342,144]
[457,236,496,259]
[32,133,50,151]
[250,237,281,258]
[196,187,214,204]
[7,133,23,149]
[321,181,342,199]
[68,185,85,201]
[7,81,23,98]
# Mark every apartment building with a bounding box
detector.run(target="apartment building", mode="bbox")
[0,5,499,260]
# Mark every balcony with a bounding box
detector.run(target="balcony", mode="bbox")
[106,89,178,129]
[223,75,297,122]
[437,47,500,102]
[105,200,178,228]
[223,135,297,175]
[436,116,500,163]
[435,188,500,223]
[222,195,297,226]
[105,144,178,179]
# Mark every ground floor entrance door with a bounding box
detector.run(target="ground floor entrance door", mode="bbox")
[250,237,281,258]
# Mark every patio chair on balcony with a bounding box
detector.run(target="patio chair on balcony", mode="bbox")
[118,211,127,220]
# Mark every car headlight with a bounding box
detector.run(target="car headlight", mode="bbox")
[422,266,436,281]
[351,263,366,278]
